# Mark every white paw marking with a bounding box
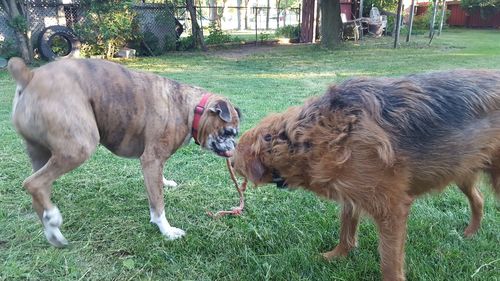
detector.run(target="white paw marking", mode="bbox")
[42,207,68,247]
[162,177,178,188]
[163,226,186,240]
[149,209,185,240]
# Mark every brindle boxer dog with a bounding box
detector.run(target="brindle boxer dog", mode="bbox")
[8,57,240,247]
[231,70,500,281]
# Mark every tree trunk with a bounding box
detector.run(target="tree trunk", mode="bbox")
[186,0,207,51]
[320,0,342,48]
[300,0,315,43]
[2,0,33,63]
[438,0,446,36]
[393,0,403,48]
[237,0,242,30]
[429,0,438,38]
[266,0,270,30]
[276,0,281,29]
[284,0,288,25]
[406,0,416,42]
[244,0,249,29]
[209,0,217,21]
[15,32,31,62]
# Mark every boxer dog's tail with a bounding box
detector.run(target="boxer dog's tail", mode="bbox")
[8,57,33,89]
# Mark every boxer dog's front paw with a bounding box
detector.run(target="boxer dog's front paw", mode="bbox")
[163,227,186,240]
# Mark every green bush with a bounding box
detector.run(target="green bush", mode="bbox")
[410,4,450,33]
[205,22,232,45]
[177,35,195,51]
[0,39,20,58]
[275,25,300,39]
[74,0,140,58]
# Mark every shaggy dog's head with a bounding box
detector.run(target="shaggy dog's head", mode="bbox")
[231,107,302,185]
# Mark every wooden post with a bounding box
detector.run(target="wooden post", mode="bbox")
[406,0,415,42]
[393,0,403,48]
[429,0,438,38]
[438,0,446,36]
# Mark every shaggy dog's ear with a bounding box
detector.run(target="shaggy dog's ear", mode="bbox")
[247,157,265,183]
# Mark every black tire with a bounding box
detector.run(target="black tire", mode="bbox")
[38,25,81,61]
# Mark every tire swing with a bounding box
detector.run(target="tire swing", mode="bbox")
[38,25,81,61]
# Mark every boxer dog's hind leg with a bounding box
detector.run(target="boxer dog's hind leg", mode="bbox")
[162,177,178,188]
[141,151,185,239]
[23,139,97,247]
[26,140,51,173]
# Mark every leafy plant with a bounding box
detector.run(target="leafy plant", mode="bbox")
[8,15,27,33]
[362,0,398,17]
[0,39,20,58]
[205,22,232,45]
[259,32,271,42]
[462,0,500,19]
[275,25,300,39]
[177,35,195,51]
[412,3,450,32]
[74,0,140,58]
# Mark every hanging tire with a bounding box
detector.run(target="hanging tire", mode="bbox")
[38,25,81,61]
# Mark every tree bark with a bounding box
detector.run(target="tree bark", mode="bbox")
[406,0,416,42]
[438,0,446,36]
[320,0,342,48]
[393,0,403,48]
[244,0,249,29]
[1,0,32,63]
[429,0,438,38]
[300,0,315,43]
[209,0,217,21]
[186,0,207,51]
[266,0,270,30]
[237,0,242,30]
[276,0,281,29]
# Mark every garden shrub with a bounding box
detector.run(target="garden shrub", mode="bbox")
[205,22,232,45]
[275,25,300,39]
[74,0,140,58]
[0,39,20,58]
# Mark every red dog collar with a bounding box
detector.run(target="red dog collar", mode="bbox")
[192,93,212,145]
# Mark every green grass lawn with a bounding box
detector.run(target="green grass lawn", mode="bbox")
[1,29,499,280]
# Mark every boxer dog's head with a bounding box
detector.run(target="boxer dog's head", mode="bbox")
[196,97,241,158]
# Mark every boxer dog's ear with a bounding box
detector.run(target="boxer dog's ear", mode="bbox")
[235,107,242,120]
[210,100,231,122]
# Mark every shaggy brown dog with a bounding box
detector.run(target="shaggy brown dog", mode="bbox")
[231,70,500,281]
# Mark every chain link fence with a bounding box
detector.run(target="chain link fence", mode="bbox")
[174,5,301,41]
[0,1,300,58]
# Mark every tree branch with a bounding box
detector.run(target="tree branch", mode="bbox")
[0,0,11,19]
